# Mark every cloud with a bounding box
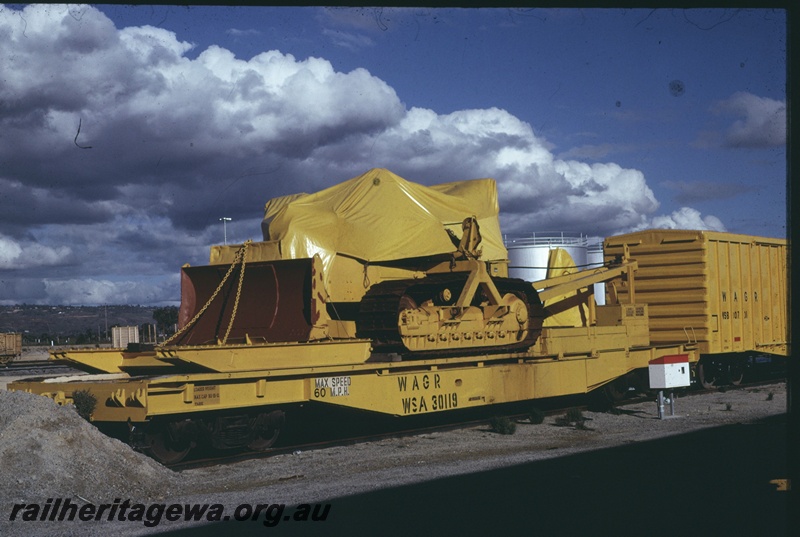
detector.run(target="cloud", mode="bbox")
[641,207,727,232]
[306,106,663,236]
[41,277,179,306]
[557,143,614,160]
[0,278,47,306]
[322,28,374,51]
[713,92,786,148]
[226,28,261,38]
[0,5,727,305]
[320,6,399,33]
[0,235,72,270]
[660,180,755,204]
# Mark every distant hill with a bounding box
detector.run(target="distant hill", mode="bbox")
[0,305,157,343]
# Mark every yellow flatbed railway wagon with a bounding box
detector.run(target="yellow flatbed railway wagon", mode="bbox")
[604,230,788,388]
[11,321,696,464]
[11,169,701,464]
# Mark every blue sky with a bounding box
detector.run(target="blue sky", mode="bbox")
[0,5,787,305]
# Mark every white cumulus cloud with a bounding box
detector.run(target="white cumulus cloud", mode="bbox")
[0,4,731,305]
[639,207,727,232]
[42,278,179,306]
[714,92,786,148]
[0,235,72,270]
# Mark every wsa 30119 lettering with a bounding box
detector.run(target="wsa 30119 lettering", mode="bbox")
[400,392,457,414]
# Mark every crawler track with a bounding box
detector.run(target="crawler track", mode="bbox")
[356,274,544,356]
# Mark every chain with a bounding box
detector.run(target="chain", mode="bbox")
[362,260,371,288]
[161,240,252,347]
[222,239,250,345]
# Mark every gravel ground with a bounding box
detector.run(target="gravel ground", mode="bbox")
[0,382,788,537]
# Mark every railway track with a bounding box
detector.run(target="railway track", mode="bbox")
[167,377,785,471]
[0,359,78,377]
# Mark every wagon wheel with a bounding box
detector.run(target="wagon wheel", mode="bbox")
[145,423,192,465]
[0,355,10,367]
[698,363,718,390]
[247,410,285,451]
[727,361,745,386]
[603,376,630,402]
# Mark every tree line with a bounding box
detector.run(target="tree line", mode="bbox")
[22,306,179,346]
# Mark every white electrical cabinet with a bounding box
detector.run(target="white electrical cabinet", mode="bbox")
[648,354,691,389]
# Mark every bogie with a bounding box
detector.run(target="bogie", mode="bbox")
[132,409,285,464]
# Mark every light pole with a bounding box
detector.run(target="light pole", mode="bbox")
[220,217,231,245]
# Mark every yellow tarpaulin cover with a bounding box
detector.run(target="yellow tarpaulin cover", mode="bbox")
[260,168,507,271]
[542,248,587,327]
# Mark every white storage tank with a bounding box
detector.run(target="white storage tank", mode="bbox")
[504,232,588,283]
[587,240,606,305]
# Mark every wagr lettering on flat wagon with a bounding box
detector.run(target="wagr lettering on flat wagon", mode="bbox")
[397,373,456,414]
[396,373,441,392]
